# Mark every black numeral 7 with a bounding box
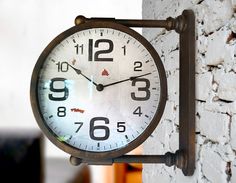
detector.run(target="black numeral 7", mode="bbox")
[74,122,83,133]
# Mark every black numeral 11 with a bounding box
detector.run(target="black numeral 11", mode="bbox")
[75,44,84,55]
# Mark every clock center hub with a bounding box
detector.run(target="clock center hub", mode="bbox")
[96,84,104,91]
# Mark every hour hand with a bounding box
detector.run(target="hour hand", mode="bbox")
[67,63,98,86]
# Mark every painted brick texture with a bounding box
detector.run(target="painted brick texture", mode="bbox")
[142,0,236,182]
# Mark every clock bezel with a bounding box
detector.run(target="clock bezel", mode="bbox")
[30,20,167,160]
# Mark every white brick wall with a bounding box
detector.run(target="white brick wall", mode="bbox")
[142,0,236,182]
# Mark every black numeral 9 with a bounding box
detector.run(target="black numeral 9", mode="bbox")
[48,78,69,101]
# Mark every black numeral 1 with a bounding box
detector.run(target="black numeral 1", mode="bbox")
[122,45,126,55]
[88,39,93,61]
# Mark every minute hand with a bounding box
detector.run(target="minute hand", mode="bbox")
[67,63,98,86]
[103,72,151,88]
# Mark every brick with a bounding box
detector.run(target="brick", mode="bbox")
[166,70,179,102]
[205,100,236,115]
[196,0,233,34]
[201,144,228,183]
[162,101,176,121]
[169,131,179,152]
[199,111,229,143]
[232,159,236,183]
[214,71,236,102]
[196,72,212,101]
[176,163,199,183]
[143,164,174,183]
[204,29,234,68]
[231,115,236,150]
[196,55,208,74]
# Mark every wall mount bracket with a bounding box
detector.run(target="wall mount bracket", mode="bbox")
[70,9,195,176]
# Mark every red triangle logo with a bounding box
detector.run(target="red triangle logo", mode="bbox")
[102,69,109,76]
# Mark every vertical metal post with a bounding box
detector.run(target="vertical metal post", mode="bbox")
[179,10,196,176]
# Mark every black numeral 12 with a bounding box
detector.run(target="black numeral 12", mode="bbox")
[88,39,113,62]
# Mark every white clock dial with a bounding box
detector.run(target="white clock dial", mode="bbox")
[31,21,166,159]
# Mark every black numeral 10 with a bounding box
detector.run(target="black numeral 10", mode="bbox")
[56,62,69,72]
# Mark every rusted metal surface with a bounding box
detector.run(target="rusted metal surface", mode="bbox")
[70,152,180,166]
[178,9,196,176]
[75,14,187,32]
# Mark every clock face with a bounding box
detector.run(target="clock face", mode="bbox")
[31,21,167,159]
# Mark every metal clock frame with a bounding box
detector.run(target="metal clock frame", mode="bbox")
[31,9,195,176]
[71,9,196,176]
[31,20,167,160]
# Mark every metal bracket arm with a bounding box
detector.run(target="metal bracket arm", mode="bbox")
[72,9,195,176]
[70,150,185,168]
[75,14,186,33]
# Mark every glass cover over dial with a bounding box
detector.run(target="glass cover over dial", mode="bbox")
[31,21,167,159]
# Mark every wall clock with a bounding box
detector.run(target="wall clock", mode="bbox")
[30,10,195,176]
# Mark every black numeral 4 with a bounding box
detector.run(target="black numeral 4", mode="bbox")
[133,106,142,117]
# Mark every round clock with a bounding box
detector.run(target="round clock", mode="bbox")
[30,20,167,160]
